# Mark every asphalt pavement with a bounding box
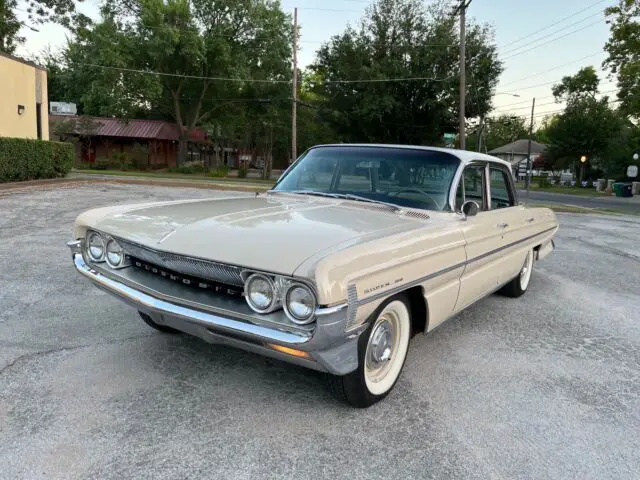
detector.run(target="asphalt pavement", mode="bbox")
[1,183,639,479]
[517,189,640,214]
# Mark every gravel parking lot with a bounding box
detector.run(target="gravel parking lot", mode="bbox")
[1,183,639,480]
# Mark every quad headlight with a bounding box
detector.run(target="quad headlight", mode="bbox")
[284,284,317,325]
[244,273,278,313]
[243,273,317,324]
[105,237,125,268]
[87,231,106,262]
[85,231,129,269]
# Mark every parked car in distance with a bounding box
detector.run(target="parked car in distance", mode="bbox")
[67,144,558,407]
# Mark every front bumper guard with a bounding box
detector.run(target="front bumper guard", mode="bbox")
[68,241,360,375]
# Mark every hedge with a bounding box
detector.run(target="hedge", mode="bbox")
[0,137,74,183]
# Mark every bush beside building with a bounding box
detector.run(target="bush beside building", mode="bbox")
[0,137,74,182]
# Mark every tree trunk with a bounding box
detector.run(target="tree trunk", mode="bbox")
[177,135,188,165]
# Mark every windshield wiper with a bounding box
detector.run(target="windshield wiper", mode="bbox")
[274,190,426,218]
[342,194,408,213]
[282,190,348,199]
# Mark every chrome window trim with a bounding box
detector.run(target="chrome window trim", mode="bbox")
[449,160,490,213]
[487,163,519,209]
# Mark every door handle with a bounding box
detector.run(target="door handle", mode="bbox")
[497,222,509,228]
[526,217,535,223]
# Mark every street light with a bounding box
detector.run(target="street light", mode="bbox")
[579,155,588,186]
[476,92,522,152]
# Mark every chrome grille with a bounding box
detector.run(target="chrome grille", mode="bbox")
[117,238,244,287]
[345,284,360,331]
[132,259,243,297]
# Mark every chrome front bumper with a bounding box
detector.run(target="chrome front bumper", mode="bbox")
[68,241,361,375]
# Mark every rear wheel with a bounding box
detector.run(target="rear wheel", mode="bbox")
[327,294,412,408]
[498,248,534,298]
[138,311,182,334]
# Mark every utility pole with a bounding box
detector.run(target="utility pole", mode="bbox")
[476,117,485,152]
[455,0,472,150]
[525,97,536,195]
[291,7,298,164]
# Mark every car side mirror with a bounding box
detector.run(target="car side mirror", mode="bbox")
[462,201,479,218]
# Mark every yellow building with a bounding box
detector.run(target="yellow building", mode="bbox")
[0,51,49,140]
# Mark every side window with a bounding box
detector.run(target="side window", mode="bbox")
[456,165,486,211]
[489,168,515,209]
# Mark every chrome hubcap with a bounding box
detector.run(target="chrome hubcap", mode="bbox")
[368,320,394,367]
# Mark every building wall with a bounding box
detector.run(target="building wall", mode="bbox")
[0,53,49,140]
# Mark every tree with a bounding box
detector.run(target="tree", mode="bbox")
[62,0,293,164]
[603,0,640,120]
[308,0,502,145]
[0,0,23,53]
[545,67,625,177]
[551,66,600,102]
[469,114,528,152]
[20,0,87,29]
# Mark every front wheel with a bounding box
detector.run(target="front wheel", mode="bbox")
[327,294,412,408]
[498,248,534,298]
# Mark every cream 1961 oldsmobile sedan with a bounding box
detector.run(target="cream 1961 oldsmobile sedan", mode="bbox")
[67,144,558,407]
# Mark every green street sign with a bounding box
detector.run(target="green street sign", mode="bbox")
[443,133,456,142]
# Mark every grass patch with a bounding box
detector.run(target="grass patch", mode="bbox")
[515,183,609,197]
[531,203,635,216]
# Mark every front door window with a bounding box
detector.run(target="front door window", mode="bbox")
[489,168,515,209]
[456,165,486,211]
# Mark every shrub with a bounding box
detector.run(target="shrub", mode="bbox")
[168,160,207,174]
[0,137,74,183]
[537,176,551,188]
[207,166,230,178]
[237,166,248,178]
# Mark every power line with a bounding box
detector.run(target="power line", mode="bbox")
[78,63,293,83]
[77,62,457,84]
[493,88,618,111]
[498,0,608,51]
[498,51,604,87]
[501,19,605,60]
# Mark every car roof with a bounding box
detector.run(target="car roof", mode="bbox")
[311,143,512,169]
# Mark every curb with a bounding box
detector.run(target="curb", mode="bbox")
[0,176,270,196]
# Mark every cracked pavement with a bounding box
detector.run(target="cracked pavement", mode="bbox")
[1,183,639,479]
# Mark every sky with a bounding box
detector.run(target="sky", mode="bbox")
[14,0,615,123]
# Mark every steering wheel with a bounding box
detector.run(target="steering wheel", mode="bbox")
[388,188,442,210]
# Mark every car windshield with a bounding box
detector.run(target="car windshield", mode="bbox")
[273,146,460,211]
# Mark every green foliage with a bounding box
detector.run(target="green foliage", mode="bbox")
[168,160,207,174]
[537,176,551,189]
[59,0,293,164]
[470,115,528,152]
[207,166,230,178]
[545,67,627,177]
[308,0,503,145]
[603,0,640,119]
[0,0,23,53]
[0,137,74,182]
[237,166,248,178]
[551,66,600,102]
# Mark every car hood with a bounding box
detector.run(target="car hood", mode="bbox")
[85,194,423,275]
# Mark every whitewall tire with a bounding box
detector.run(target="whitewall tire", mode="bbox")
[498,249,534,298]
[327,294,412,407]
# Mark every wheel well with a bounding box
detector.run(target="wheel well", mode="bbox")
[405,286,428,335]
